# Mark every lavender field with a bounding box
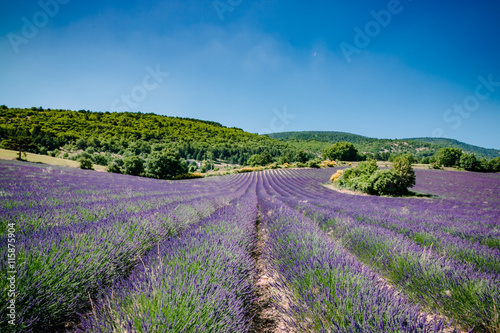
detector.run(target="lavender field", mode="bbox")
[1,160,499,332]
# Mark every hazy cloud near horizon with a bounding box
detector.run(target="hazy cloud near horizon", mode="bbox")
[1,0,499,148]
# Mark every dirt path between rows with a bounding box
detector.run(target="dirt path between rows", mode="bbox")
[250,216,295,333]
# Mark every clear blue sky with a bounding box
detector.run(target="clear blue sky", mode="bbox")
[1,0,499,148]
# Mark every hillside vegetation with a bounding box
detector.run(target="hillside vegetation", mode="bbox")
[407,137,500,159]
[2,107,498,178]
[0,106,299,166]
[268,131,499,160]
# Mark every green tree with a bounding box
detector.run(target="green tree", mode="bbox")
[123,156,144,176]
[419,156,430,164]
[479,158,491,172]
[247,154,263,166]
[391,155,416,188]
[247,152,273,166]
[106,162,122,174]
[459,153,479,171]
[436,148,462,167]
[400,153,416,164]
[260,151,273,165]
[322,142,358,161]
[79,157,94,170]
[146,150,187,179]
[76,138,87,150]
[370,170,408,196]
[295,150,308,163]
[489,157,500,172]
[1,136,37,160]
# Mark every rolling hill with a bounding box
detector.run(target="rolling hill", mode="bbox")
[1,107,498,167]
[267,131,499,160]
[0,107,295,165]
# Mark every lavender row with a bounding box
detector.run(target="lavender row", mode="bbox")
[261,169,499,331]
[256,174,451,332]
[264,169,500,268]
[279,167,500,227]
[319,215,499,332]
[0,165,253,331]
[0,199,220,331]
[78,179,258,332]
[0,163,245,235]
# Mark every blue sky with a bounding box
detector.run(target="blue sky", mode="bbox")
[1,0,499,148]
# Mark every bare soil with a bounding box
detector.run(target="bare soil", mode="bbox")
[321,183,370,196]
[250,218,295,333]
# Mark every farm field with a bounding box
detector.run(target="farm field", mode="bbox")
[0,149,107,172]
[1,160,499,332]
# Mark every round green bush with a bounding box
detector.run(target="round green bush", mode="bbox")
[79,157,94,170]
[369,170,407,196]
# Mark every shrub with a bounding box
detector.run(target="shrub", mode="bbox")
[235,167,261,173]
[460,153,480,171]
[369,170,407,195]
[278,155,290,165]
[322,160,337,167]
[79,157,94,170]
[330,170,343,183]
[247,152,273,166]
[436,148,462,167]
[478,158,491,172]
[307,159,321,168]
[106,162,122,174]
[335,159,414,196]
[489,157,500,172]
[391,156,416,188]
[123,156,144,176]
[49,149,60,157]
[336,160,378,191]
[172,172,204,180]
[266,163,279,169]
[429,163,442,170]
[146,150,187,179]
[419,157,430,164]
[92,154,108,166]
[322,142,358,161]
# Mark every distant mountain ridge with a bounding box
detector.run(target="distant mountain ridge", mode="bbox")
[405,137,500,159]
[267,131,499,160]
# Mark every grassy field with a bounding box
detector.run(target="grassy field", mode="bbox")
[0,148,107,171]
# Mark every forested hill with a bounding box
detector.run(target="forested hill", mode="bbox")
[267,131,376,145]
[268,131,499,160]
[0,107,293,164]
[405,137,500,159]
[2,107,498,165]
